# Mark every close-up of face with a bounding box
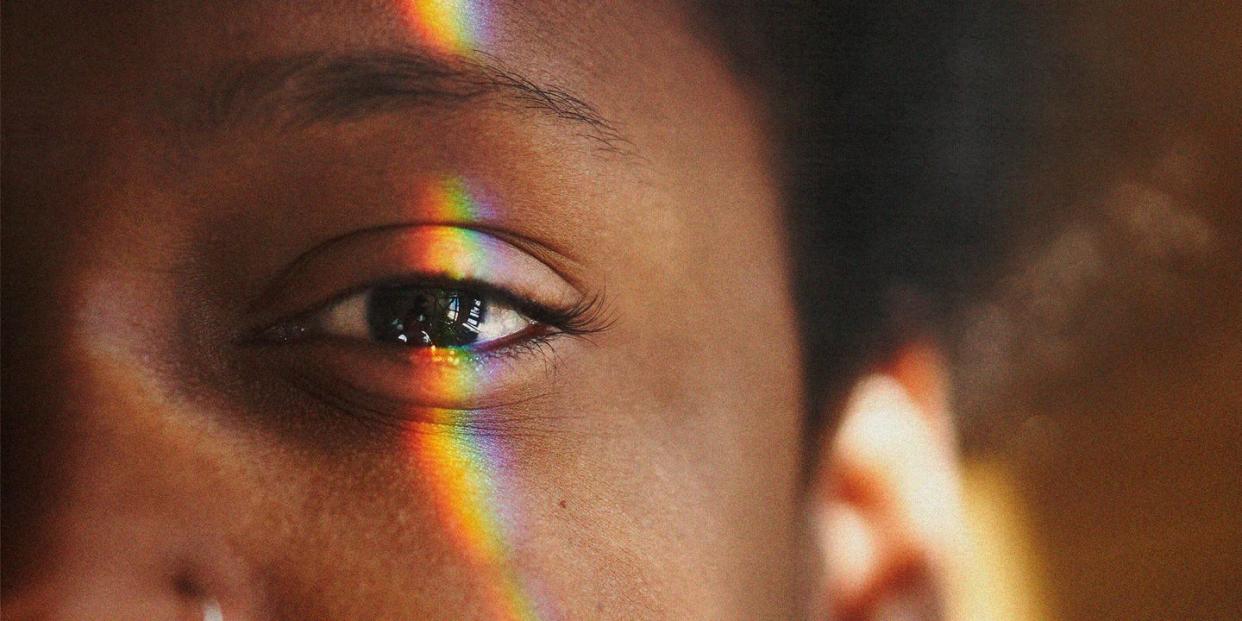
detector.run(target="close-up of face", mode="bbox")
[3,2,970,619]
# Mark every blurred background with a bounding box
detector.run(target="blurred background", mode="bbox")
[899,2,1242,619]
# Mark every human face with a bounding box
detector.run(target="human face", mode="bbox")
[2,1,807,618]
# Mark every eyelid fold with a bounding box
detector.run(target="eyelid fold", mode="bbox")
[247,225,586,338]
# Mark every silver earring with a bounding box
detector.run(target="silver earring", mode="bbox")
[201,597,224,621]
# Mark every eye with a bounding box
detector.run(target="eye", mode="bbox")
[299,283,536,350]
[245,224,612,409]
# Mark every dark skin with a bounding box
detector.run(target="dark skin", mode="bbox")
[3,2,960,619]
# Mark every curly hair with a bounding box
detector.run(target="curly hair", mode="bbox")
[689,1,1041,433]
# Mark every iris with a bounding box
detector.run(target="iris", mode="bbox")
[368,285,486,347]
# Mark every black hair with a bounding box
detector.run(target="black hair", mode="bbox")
[691,1,1040,433]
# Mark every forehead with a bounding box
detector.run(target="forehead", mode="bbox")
[4,0,780,294]
[8,0,768,231]
[28,1,702,123]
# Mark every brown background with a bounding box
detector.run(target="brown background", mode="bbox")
[951,3,1241,619]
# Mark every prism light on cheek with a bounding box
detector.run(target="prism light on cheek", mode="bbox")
[408,422,552,620]
[400,0,490,55]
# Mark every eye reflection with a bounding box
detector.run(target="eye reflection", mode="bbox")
[372,286,483,346]
[320,284,534,349]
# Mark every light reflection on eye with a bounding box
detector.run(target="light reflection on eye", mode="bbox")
[316,284,535,349]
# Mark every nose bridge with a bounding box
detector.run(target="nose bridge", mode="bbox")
[1,284,261,620]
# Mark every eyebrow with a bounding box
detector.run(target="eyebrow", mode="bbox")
[199,50,634,155]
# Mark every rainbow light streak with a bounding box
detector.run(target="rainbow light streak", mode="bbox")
[422,174,493,223]
[407,176,549,620]
[402,0,488,55]
[409,420,544,621]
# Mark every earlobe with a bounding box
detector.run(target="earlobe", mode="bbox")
[812,345,965,621]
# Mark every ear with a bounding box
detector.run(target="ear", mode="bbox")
[812,343,965,620]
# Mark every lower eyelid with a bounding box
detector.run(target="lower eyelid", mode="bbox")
[265,332,568,412]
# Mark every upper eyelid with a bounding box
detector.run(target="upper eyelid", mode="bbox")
[245,224,588,336]
[251,222,589,313]
[468,225,592,291]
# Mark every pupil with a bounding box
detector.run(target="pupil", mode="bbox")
[366,286,486,347]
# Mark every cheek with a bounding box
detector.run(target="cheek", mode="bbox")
[50,272,571,618]
[520,199,806,612]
